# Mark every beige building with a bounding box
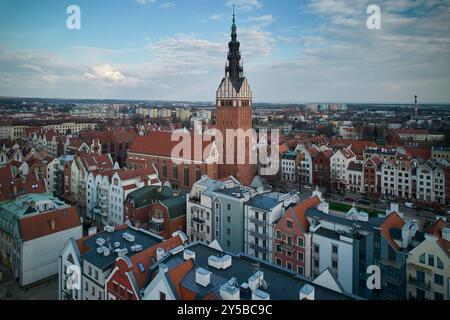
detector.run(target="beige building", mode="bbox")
[406,218,450,300]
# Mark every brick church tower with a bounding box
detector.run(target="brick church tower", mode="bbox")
[216,8,254,186]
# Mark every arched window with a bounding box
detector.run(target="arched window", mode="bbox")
[173,164,178,179]
[195,166,202,182]
[184,165,190,187]
[162,162,167,178]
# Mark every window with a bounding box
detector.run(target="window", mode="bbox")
[162,162,167,178]
[297,237,304,247]
[160,292,166,300]
[313,244,320,254]
[428,254,435,267]
[276,230,282,240]
[434,274,444,286]
[435,292,444,300]
[183,165,190,187]
[286,220,293,229]
[297,252,304,262]
[227,216,231,223]
[172,165,178,179]
[437,257,443,270]
[276,245,282,253]
[276,258,282,266]
[332,260,338,270]
[332,245,338,255]
[195,166,202,182]
[286,261,292,271]
[419,254,425,264]
[227,240,231,247]
[313,259,319,268]
[297,266,304,275]
[227,204,231,211]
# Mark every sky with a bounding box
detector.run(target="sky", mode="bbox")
[0,0,449,104]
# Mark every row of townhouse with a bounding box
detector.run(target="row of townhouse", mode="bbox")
[0,121,100,140]
[58,223,358,301]
[186,175,299,258]
[281,143,450,205]
[59,151,167,228]
[273,193,450,300]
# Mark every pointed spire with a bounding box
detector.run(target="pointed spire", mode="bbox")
[231,3,237,40]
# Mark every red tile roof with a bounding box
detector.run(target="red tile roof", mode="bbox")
[118,167,157,181]
[166,259,195,299]
[405,148,431,161]
[380,212,405,251]
[290,196,321,232]
[129,235,184,289]
[425,219,450,257]
[330,139,378,155]
[19,206,81,242]
[129,131,214,161]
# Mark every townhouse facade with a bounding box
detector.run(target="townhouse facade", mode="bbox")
[244,192,299,263]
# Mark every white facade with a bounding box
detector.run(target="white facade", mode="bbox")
[311,228,354,294]
[330,148,356,186]
[244,193,299,262]
[108,168,161,227]
[187,177,226,245]
[416,162,445,204]
[381,160,415,199]
[21,225,82,286]
[296,145,313,185]
[58,238,83,300]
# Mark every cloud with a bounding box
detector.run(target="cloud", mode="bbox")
[227,0,262,12]
[135,0,156,5]
[21,64,44,73]
[209,14,224,21]
[159,2,175,9]
[247,14,274,26]
[84,65,126,82]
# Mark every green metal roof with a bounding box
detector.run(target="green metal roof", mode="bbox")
[127,186,187,220]
[0,193,66,235]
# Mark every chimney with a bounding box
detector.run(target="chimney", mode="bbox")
[183,249,196,261]
[159,263,169,274]
[219,278,240,300]
[49,217,56,231]
[12,182,18,197]
[156,248,165,261]
[195,268,211,287]
[299,284,315,300]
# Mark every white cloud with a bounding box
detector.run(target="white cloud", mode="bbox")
[227,0,262,12]
[84,65,126,82]
[247,14,274,26]
[135,0,156,5]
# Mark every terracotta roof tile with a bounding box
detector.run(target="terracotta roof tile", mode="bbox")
[19,206,81,242]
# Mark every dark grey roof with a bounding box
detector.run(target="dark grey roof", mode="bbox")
[214,186,252,200]
[245,193,282,211]
[159,243,360,300]
[81,228,162,270]
[306,208,385,233]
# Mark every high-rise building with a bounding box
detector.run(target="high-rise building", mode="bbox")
[216,10,254,186]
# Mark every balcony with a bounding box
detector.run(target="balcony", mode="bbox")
[408,275,431,291]
[191,229,206,238]
[249,217,268,227]
[192,217,205,224]
[249,242,269,253]
[250,230,270,240]
[152,216,165,224]
[189,196,201,204]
